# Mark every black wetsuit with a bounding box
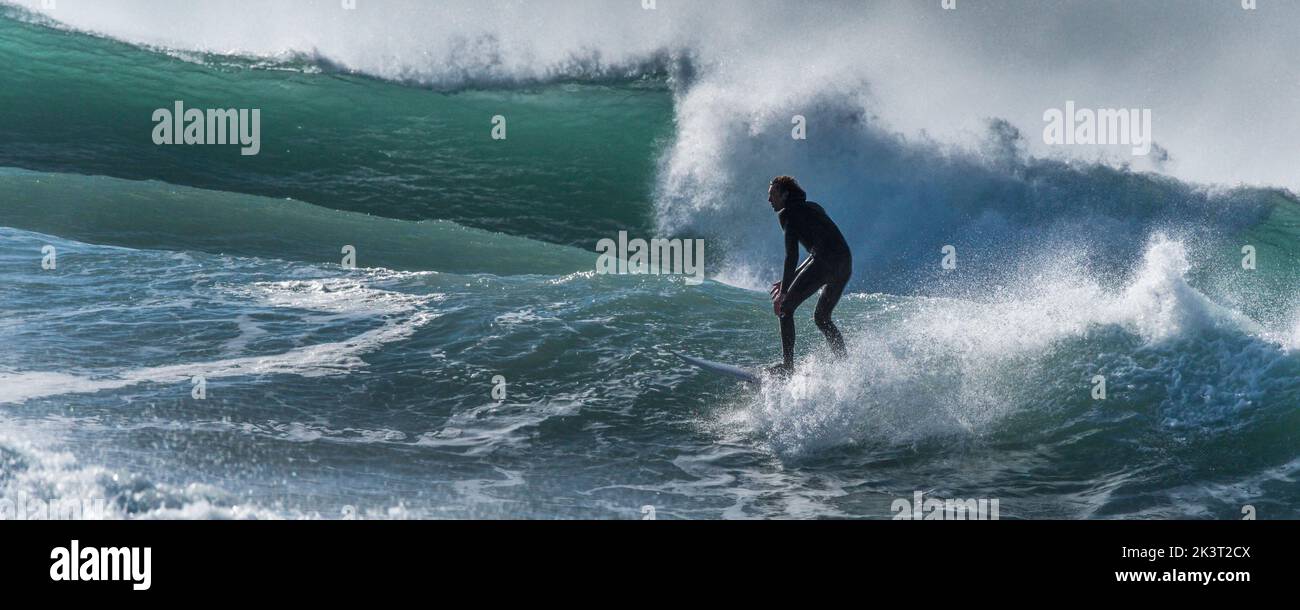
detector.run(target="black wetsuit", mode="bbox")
[777,198,852,370]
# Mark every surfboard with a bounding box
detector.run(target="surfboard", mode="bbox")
[676,352,763,385]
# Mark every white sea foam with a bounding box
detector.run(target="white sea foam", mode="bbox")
[0,277,440,404]
[233,276,442,316]
[749,236,1272,456]
[0,417,287,520]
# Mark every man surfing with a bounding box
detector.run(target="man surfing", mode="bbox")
[766,176,852,376]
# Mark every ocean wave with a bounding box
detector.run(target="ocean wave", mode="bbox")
[655,83,1292,294]
[0,1,689,90]
[0,227,447,405]
[9,0,1300,193]
[0,169,596,275]
[747,235,1300,458]
[0,309,440,405]
[0,418,291,519]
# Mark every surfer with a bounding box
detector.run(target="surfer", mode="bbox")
[766,176,852,376]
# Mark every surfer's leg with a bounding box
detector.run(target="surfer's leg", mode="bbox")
[778,262,827,370]
[813,279,847,358]
[779,311,796,370]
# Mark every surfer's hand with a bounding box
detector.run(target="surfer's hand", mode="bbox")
[769,282,782,298]
[772,292,784,316]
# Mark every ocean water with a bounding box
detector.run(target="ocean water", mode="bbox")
[2,1,1300,519]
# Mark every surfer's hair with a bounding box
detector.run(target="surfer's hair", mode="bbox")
[770,176,806,201]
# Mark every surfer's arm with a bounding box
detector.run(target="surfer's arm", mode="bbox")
[780,226,799,293]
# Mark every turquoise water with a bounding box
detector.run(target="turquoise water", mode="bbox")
[2,7,1299,519]
[0,8,674,245]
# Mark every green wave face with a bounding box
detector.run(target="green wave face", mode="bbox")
[0,10,674,246]
[0,168,594,276]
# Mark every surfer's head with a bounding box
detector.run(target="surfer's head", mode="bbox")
[768,175,805,212]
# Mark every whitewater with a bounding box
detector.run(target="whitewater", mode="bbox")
[2,0,1299,519]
